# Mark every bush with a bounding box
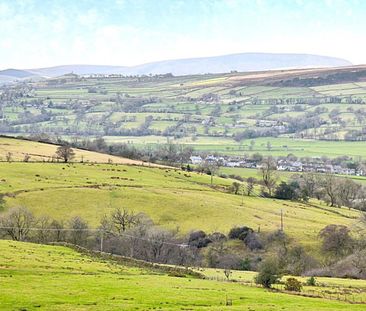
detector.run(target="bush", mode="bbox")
[274,181,300,200]
[284,278,302,292]
[244,232,263,250]
[306,276,317,286]
[255,258,281,288]
[188,230,212,248]
[228,226,253,240]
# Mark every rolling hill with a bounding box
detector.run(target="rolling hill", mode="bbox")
[0,138,361,249]
[0,136,155,165]
[0,52,352,80]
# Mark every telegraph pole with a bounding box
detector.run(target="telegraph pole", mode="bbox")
[280,209,284,232]
[100,230,104,253]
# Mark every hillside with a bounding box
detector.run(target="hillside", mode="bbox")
[1,240,364,310]
[0,161,360,248]
[2,65,366,158]
[0,136,153,165]
[2,53,351,78]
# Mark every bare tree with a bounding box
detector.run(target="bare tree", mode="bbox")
[0,207,35,241]
[337,178,360,208]
[319,224,353,258]
[259,157,278,196]
[352,249,366,278]
[56,145,75,163]
[201,161,220,185]
[296,172,317,198]
[35,216,51,243]
[110,208,139,234]
[68,216,88,246]
[321,174,339,207]
[49,219,66,242]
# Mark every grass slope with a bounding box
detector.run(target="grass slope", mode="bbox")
[0,240,364,310]
[0,136,153,165]
[0,162,360,249]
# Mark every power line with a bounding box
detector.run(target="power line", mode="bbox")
[0,226,189,248]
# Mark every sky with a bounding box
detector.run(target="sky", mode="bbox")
[0,0,365,69]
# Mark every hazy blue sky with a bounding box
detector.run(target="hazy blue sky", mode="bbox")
[0,0,365,69]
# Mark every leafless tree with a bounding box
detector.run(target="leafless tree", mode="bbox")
[337,178,360,208]
[319,224,353,258]
[259,157,278,196]
[320,173,339,207]
[201,161,220,185]
[0,206,35,241]
[49,219,66,242]
[110,208,140,234]
[352,249,366,278]
[68,216,88,246]
[35,216,51,243]
[56,145,75,163]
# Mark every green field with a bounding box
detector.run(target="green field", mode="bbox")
[1,240,365,310]
[0,160,361,250]
[2,69,366,158]
[103,136,366,159]
[0,136,153,165]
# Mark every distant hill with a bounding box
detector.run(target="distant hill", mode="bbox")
[0,68,37,79]
[0,53,352,81]
[28,64,127,78]
[118,53,352,76]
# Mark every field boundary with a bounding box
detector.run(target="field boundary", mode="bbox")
[50,242,205,279]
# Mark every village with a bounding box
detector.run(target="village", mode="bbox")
[190,154,363,176]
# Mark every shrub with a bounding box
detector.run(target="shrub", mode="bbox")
[244,232,263,250]
[188,230,212,248]
[228,226,253,240]
[255,258,281,288]
[274,181,300,200]
[284,278,302,292]
[239,258,251,271]
[306,276,317,286]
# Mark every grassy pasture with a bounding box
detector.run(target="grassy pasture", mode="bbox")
[0,136,152,165]
[196,268,366,303]
[0,240,365,310]
[0,162,361,249]
[103,135,366,158]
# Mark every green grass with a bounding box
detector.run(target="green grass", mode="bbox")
[195,268,366,303]
[1,240,365,310]
[5,72,366,158]
[0,137,151,165]
[0,162,361,251]
[102,135,366,158]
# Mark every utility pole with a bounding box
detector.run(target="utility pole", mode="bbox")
[100,230,104,253]
[280,209,284,232]
[241,184,245,206]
